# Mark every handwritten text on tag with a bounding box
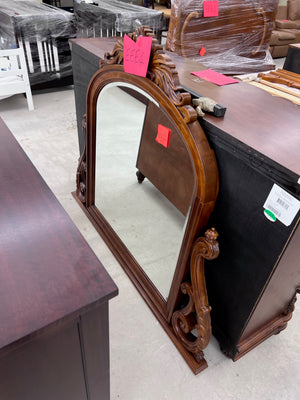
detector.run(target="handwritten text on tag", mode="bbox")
[123,34,152,77]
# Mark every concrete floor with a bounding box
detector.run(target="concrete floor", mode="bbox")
[0,82,299,400]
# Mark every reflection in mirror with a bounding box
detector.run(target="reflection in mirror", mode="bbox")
[94,83,194,299]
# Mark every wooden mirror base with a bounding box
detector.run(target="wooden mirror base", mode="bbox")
[73,192,218,374]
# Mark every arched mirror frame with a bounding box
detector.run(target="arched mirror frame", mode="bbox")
[75,27,219,374]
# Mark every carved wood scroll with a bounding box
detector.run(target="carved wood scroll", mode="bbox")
[172,228,219,363]
[76,115,87,204]
[100,26,197,124]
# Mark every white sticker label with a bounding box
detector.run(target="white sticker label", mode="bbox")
[263,184,300,226]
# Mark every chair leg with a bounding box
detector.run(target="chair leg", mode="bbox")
[37,41,46,72]
[25,86,34,111]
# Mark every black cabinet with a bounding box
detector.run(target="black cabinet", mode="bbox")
[203,123,300,359]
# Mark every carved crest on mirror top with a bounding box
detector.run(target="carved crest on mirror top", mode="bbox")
[75,26,219,374]
[100,26,197,123]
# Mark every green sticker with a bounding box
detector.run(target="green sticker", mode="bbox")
[264,209,276,222]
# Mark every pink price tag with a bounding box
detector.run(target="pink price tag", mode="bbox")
[191,69,239,86]
[123,34,152,77]
[156,124,171,148]
[203,1,219,17]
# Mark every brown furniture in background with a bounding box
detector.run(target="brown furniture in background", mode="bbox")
[257,67,300,91]
[165,0,278,74]
[0,117,118,399]
[136,100,195,216]
[269,0,300,58]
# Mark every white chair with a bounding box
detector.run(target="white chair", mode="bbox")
[0,48,34,111]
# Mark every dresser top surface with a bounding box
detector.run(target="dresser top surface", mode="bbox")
[0,117,118,352]
[170,52,300,177]
[70,37,300,177]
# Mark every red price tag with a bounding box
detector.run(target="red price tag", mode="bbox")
[203,1,219,17]
[123,34,152,77]
[199,46,206,57]
[155,124,171,148]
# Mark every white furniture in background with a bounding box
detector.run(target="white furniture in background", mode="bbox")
[0,1,74,87]
[0,48,34,111]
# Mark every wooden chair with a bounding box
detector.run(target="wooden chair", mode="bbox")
[165,0,278,74]
[0,48,34,111]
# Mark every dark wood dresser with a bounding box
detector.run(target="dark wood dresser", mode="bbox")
[69,37,300,361]
[0,117,118,400]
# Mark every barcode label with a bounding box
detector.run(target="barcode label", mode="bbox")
[266,204,281,218]
[276,198,289,210]
[263,184,300,226]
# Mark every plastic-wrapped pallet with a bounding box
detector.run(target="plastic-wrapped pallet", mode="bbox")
[0,0,75,86]
[165,0,279,74]
[74,0,163,41]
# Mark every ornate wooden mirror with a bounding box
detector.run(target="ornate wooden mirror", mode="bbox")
[75,27,219,374]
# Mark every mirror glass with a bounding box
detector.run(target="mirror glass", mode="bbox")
[94,82,195,299]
